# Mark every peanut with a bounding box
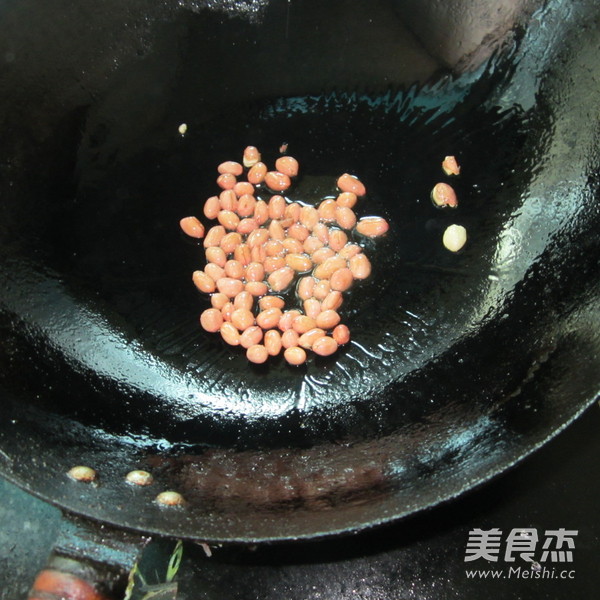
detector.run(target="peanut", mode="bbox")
[180,216,205,238]
[355,217,389,237]
[192,270,216,293]
[337,173,366,196]
[200,308,223,332]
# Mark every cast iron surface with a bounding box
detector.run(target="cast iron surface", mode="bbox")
[0,0,599,541]
[1,405,599,599]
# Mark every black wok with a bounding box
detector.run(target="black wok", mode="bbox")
[0,0,599,569]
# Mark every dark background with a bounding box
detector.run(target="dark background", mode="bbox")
[1,403,597,600]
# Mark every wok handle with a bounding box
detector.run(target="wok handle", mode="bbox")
[26,513,150,600]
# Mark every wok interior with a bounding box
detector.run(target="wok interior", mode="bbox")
[0,0,599,540]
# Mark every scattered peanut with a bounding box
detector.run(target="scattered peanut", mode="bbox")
[180,216,205,239]
[247,344,269,364]
[355,217,389,238]
[284,346,307,365]
[442,155,461,176]
[337,173,366,196]
[431,182,458,208]
[68,466,97,483]
[442,224,467,252]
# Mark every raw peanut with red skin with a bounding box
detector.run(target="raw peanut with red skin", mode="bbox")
[203,225,226,248]
[221,302,234,321]
[219,190,238,211]
[210,292,229,310]
[200,308,223,332]
[349,253,372,279]
[336,192,358,208]
[313,222,329,244]
[259,296,285,311]
[314,256,347,280]
[337,173,366,196]
[233,181,254,197]
[234,243,252,266]
[321,290,343,311]
[217,277,244,298]
[303,236,323,254]
[245,262,265,282]
[442,155,461,176]
[287,223,310,242]
[220,232,243,254]
[253,200,269,225]
[243,146,261,168]
[240,326,263,349]
[206,246,227,267]
[192,270,216,293]
[247,344,269,364]
[284,237,305,254]
[281,329,300,348]
[251,244,267,264]
[265,171,291,192]
[248,162,267,184]
[256,307,283,329]
[218,210,240,231]
[275,156,299,177]
[316,309,341,330]
[264,329,283,356]
[269,220,286,241]
[300,206,319,230]
[220,322,240,345]
[297,276,316,300]
[218,161,243,176]
[264,256,286,274]
[245,281,268,296]
[284,346,307,365]
[431,182,458,208]
[332,324,350,345]
[268,266,295,292]
[281,203,301,228]
[180,217,205,239]
[312,335,339,356]
[311,247,336,265]
[248,228,270,248]
[313,280,331,300]
[237,218,259,235]
[338,243,362,259]
[356,216,390,237]
[293,315,317,334]
[224,260,244,279]
[217,173,236,190]
[330,267,354,292]
[268,195,286,220]
[328,229,348,252]
[231,308,255,331]
[237,194,256,217]
[335,206,357,230]
[304,297,322,320]
[298,328,326,349]
[318,199,337,222]
[286,253,312,272]
[205,262,225,282]
[265,240,285,257]
[278,310,302,331]
[233,291,254,311]
[204,196,221,219]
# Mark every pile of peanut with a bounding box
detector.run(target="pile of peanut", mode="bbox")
[180,146,389,366]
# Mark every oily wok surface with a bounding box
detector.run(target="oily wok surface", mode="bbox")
[0,0,598,542]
